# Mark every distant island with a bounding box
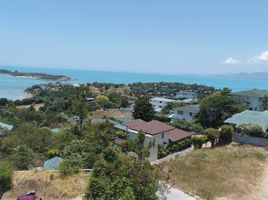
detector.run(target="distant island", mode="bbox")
[0,69,72,81]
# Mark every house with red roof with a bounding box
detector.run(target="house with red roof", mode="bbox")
[116,119,192,161]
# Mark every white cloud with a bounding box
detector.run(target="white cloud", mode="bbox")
[248,51,268,64]
[257,51,268,62]
[224,57,239,65]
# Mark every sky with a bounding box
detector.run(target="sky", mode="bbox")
[0,0,268,75]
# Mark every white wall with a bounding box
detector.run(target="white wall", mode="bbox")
[171,110,195,122]
[127,128,170,161]
[232,96,262,111]
[150,98,175,112]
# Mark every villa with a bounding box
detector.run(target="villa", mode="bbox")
[231,89,268,111]
[169,104,200,122]
[116,119,192,161]
[150,97,179,112]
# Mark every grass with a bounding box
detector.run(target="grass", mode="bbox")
[2,171,89,200]
[88,109,132,120]
[158,144,267,200]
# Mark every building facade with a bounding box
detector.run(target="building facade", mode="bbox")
[169,104,200,122]
[116,119,192,161]
[231,89,268,111]
[150,97,177,112]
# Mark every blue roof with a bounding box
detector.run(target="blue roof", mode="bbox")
[44,157,63,170]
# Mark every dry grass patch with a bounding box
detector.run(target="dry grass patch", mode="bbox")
[88,109,132,119]
[159,145,267,200]
[2,171,89,200]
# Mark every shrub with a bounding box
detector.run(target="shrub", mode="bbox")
[168,138,192,153]
[0,163,13,198]
[9,145,33,170]
[191,135,208,149]
[219,125,234,144]
[154,114,170,123]
[157,145,169,159]
[59,160,79,176]
[237,123,267,138]
[205,128,220,147]
[171,120,203,133]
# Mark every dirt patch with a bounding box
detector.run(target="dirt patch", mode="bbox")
[88,109,132,120]
[2,171,89,200]
[16,103,45,111]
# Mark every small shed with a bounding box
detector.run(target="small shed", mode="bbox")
[44,157,63,170]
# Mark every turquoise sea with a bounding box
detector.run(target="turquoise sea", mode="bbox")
[1,66,268,100]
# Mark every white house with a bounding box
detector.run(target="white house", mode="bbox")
[176,90,198,100]
[231,89,268,111]
[150,97,178,112]
[169,104,200,122]
[115,119,192,161]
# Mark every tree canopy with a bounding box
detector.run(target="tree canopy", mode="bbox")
[133,96,155,121]
[198,88,244,128]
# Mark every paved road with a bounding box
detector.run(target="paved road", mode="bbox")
[157,185,196,200]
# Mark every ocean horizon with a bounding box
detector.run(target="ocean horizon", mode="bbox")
[1,66,268,100]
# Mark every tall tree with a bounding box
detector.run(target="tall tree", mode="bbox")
[85,146,159,200]
[0,163,13,198]
[72,87,88,131]
[133,96,155,121]
[198,88,244,128]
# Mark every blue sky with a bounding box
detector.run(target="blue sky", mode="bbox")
[0,0,267,74]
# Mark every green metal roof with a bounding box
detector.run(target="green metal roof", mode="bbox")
[224,110,268,131]
[232,89,268,98]
[44,157,63,170]
[0,122,13,131]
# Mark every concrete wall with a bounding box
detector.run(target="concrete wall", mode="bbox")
[234,133,268,147]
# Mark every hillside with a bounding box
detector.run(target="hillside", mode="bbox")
[2,171,89,200]
[159,144,268,200]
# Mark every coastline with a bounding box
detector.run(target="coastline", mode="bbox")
[0,69,72,82]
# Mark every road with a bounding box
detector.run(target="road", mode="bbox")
[157,185,196,200]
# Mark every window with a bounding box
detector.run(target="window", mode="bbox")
[162,133,164,138]
[177,111,183,115]
[189,112,192,116]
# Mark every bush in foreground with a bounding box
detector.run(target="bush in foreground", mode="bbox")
[191,134,208,149]
[0,163,13,198]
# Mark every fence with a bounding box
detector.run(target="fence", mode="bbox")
[234,133,268,147]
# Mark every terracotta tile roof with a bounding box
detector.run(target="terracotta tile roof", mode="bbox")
[169,128,192,142]
[126,119,146,130]
[126,119,175,135]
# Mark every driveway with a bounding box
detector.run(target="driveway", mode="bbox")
[157,185,196,200]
